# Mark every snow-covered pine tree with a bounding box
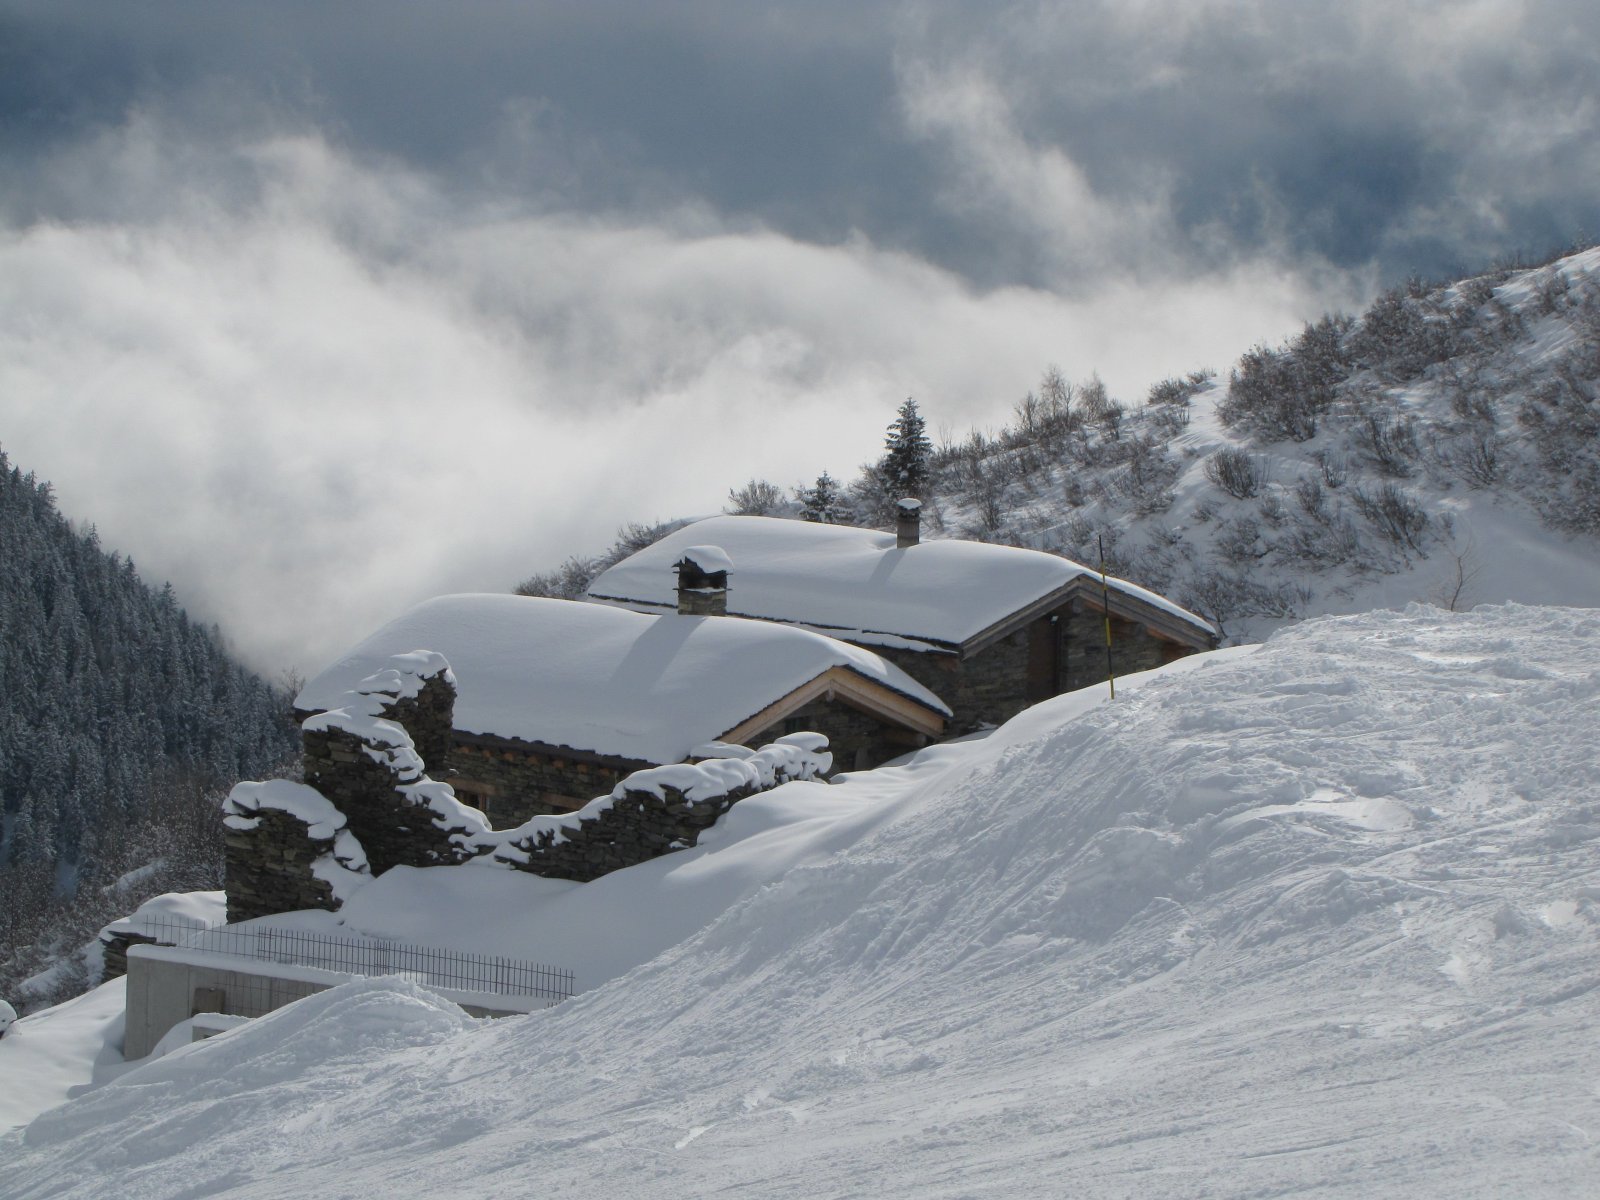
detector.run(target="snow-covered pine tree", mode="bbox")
[882,398,932,499]
[0,445,300,1009]
[798,472,847,523]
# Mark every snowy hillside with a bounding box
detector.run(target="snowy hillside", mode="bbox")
[914,247,1600,643]
[524,247,1600,644]
[5,603,1599,1197]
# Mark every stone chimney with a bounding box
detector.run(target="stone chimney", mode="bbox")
[895,497,922,549]
[675,545,732,616]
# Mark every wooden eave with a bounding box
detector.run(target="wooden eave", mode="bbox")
[717,665,948,747]
[960,576,1217,659]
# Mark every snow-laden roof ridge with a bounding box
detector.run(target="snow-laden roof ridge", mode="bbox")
[586,514,1215,644]
[297,593,947,763]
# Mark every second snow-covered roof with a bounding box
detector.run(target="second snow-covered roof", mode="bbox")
[587,515,1214,649]
[296,594,949,765]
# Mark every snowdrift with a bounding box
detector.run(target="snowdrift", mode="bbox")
[6,604,1600,1197]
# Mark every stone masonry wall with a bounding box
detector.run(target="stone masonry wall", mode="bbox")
[301,724,465,876]
[223,807,342,924]
[448,739,640,825]
[1060,606,1180,693]
[100,932,159,981]
[381,672,456,777]
[869,605,1192,732]
[738,694,923,771]
[873,635,1033,733]
[500,783,746,882]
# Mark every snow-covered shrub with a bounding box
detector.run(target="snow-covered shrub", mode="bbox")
[1215,516,1268,566]
[517,520,687,600]
[1516,337,1600,534]
[725,478,787,516]
[1114,436,1179,515]
[1352,483,1432,554]
[1348,286,1459,382]
[1180,569,1308,638]
[1222,316,1353,443]
[1353,409,1422,478]
[1204,447,1265,498]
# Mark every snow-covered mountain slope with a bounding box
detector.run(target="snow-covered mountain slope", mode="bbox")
[532,247,1600,643]
[6,603,1600,1197]
[920,247,1600,643]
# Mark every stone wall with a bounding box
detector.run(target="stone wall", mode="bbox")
[495,744,828,883]
[382,671,456,776]
[301,723,467,876]
[448,738,641,825]
[1059,605,1183,693]
[100,932,159,981]
[740,693,924,771]
[866,604,1193,732]
[223,807,343,924]
[872,637,1033,733]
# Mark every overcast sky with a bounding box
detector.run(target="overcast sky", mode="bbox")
[2,0,1596,673]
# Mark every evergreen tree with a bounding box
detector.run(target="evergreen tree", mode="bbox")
[798,472,847,523]
[881,398,932,500]
[0,443,300,1009]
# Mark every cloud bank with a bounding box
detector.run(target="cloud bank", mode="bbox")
[1,0,1593,671]
[1,119,1344,671]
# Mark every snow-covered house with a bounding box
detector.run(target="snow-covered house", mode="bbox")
[586,512,1218,731]
[296,594,948,823]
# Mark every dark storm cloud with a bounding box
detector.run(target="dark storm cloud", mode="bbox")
[893,0,1600,282]
[5,0,1598,283]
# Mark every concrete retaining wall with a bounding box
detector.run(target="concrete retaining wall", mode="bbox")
[123,945,534,1060]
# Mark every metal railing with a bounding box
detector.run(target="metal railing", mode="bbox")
[133,917,573,1005]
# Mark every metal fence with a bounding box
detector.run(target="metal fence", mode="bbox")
[134,917,574,1005]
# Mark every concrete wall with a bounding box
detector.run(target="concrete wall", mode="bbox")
[123,947,530,1060]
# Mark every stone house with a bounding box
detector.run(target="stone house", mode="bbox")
[296,592,948,825]
[586,510,1218,732]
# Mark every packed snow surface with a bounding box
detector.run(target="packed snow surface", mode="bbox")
[8,604,1600,1197]
[587,514,1214,648]
[295,593,947,763]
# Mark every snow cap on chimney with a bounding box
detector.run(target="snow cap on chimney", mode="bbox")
[675,545,732,616]
[895,497,922,549]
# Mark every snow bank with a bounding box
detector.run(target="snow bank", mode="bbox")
[0,978,131,1134]
[7,605,1600,1197]
[296,594,947,764]
[97,891,225,943]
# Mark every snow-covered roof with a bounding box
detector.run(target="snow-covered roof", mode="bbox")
[296,594,948,765]
[587,515,1214,650]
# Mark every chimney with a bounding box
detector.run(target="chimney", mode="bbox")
[895,497,922,549]
[675,545,732,616]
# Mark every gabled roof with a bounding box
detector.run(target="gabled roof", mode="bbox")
[296,594,949,766]
[586,516,1216,652]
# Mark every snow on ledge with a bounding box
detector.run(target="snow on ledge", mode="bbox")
[224,780,349,838]
[679,544,733,574]
[224,780,372,902]
[472,737,833,863]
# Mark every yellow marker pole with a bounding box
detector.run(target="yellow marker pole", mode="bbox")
[1098,534,1115,700]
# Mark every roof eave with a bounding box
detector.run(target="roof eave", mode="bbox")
[959,578,1217,658]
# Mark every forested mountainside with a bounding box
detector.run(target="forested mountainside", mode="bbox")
[0,450,299,1008]
[522,245,1600,640]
